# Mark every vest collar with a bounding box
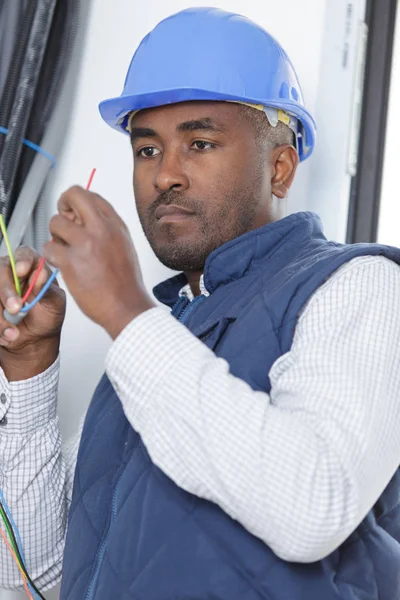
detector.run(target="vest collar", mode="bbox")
[153,211,324,308]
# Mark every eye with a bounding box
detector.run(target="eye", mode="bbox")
[192,140,216,151]
[136,146,161,158]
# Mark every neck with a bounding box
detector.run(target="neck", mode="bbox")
[185,270,203,297]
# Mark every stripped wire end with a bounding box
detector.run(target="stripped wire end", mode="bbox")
[2,168,97,323]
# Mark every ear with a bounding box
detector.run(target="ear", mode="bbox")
[271,146,300,199]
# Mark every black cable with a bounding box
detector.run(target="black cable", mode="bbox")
[0,499,46,599]
[0,0,58,221]
[0,500,24,564]
[13,0,81,205]
[0,0,38,157]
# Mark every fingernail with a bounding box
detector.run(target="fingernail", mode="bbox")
[16,261,30,276]
[6,298,21,313]
[3,328,17,341]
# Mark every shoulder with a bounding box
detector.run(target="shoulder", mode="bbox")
[319,254,400,285]
[300,255,400,315]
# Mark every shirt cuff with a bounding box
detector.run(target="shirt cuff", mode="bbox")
[0,355,60,435]
[105,307,202,420]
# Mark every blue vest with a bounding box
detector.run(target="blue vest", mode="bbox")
[60,212,400,600]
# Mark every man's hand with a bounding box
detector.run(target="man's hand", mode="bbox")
[43,186,155,340]
[0,247,66,380]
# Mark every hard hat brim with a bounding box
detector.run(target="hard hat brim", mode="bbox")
[99,88,316,162]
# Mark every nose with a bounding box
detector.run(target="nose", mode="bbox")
[154,149,190,192]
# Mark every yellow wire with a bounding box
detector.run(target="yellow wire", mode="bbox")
[0,214,21,297]
[0,505,24,570]
[0,526,32,599]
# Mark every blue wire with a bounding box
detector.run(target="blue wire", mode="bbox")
[0,126,56,168]
[20,269,59,313]
[0,489,26,563]
[28,584,41,599]
[0,490,41,599]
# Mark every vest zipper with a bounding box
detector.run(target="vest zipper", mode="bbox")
[84,477,122,600]
[177,295,205,324]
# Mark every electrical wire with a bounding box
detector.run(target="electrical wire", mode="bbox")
[0,497,45,600]
[0,3,83,594]
[20,269,58,313]
[0,488,28,564]
[13,0,81,206]
[0,0,58,222]
[0,503,23,568]
[21,257,46,303]
[0,126,56,167]
[0,169,98,587]
[0,168,98,593]
[0,0,38,159]
[0,213,21,296]
[20,167,96,310]
[0,527,32,600]
[85,166,96,190]
[0,503,36,599]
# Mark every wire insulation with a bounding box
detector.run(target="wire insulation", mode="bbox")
[22,168,96,304]
[21,257,46,304]
[20,167,96,312]
[0,505,23,568]
[20,270,58,313]
[0,489,27,563]
[0,127,56,167]
[0,214,21,296]
[0,497,44,599]
[0,527,32,599]
[86,167,96,190]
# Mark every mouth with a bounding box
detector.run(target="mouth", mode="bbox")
[155,204,195,223]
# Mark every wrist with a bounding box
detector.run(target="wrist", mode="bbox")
[104,296,156,340]
[0,336,60,381]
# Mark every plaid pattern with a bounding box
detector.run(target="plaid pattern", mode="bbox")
[1,255,400,592]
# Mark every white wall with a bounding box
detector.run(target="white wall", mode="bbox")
[378,6,400,245]
[308,0,367,242]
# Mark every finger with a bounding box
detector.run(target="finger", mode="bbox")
[89,192,121,222]
[42,240,69,270]
[58,187,123,230]
[19,256,65,312]
[58,186,99,226]
[14,247,53,304]
[27,275,66,313]
[0,323,20,344]
[49,214,86,246]
[14,246,42,280]
[0,250,34,314]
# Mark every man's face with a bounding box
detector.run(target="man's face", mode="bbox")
[131,101,275,272]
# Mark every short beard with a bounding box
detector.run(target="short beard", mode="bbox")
[138,188,259,272]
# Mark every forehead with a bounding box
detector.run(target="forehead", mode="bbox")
[130,100,243,131]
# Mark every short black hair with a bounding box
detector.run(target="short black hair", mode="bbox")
[238,104,296,150]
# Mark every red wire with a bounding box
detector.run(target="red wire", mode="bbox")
[21,168,97,304]
[21,257,46,303]
[85,167,96,191]
[0,527,33,599]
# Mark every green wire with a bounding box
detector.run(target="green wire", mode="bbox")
[0,504,24,569]
[0,215,21,297]
[0,499,46,599]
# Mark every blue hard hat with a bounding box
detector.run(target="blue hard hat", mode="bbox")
[99,7,316,161]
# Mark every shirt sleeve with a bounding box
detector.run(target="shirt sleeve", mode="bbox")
[0,355,80,592]
[105,255,400,563]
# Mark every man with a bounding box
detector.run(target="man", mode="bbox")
[0,7,400,600]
